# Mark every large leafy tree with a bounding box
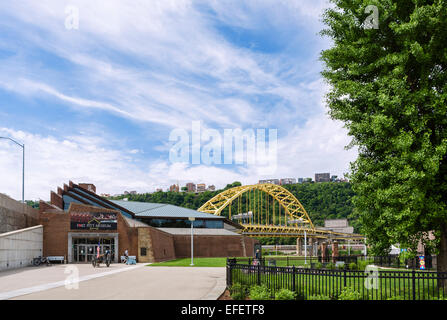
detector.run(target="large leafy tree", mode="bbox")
[320,0,447,273]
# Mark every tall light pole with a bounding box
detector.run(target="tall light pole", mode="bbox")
[189,217,195,266]
[0,137,25,203]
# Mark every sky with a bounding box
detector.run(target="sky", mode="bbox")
[0,0,357,201]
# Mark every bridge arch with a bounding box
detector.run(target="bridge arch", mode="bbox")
[197,183,315,230]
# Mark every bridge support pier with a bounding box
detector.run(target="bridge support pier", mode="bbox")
[308,238,313,257]
[296,237,302,256]
[321,242,328,261]
[332,241,339,263]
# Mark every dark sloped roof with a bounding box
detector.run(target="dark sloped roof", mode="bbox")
[110,200,224,219]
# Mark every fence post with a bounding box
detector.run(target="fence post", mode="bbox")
[287,256,289,266]
[227,259,232,288]
[343,268,347,287]
[412,269,416,301]
[257,263,261,285]
[292,266,296,292]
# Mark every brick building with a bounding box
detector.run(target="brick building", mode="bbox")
[39,181,257,263]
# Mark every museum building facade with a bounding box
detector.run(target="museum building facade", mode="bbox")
[39,181,257,263]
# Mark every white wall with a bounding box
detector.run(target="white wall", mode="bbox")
[0,225,43,271]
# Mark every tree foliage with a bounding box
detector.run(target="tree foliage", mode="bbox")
[320,0,447,267]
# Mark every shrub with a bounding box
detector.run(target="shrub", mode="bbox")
[274,289,296,300]
[249,285,272,300]
[348,262,358,270]
[230,283,248,300]
[326,262,335,270]
[356,260,369,271]
[314,262,323,269]
[308,294,331,300]
[338,287,362,300]
[336,262,346,270]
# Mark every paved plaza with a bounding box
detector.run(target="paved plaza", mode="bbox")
[0,264,226,300]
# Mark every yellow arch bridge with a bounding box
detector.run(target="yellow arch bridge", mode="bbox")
[198,183,364,241]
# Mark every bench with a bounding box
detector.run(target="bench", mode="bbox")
[121,256,136,263]
[47,256,65,264]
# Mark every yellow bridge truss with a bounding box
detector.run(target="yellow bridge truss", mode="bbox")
[198,183,364,241]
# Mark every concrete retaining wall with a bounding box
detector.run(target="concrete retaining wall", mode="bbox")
[0,225,43,271]
[0,193,39,233]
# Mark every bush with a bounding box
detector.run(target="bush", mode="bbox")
[356,260,369,271]
[326,262,335,270]
[348,262,358,270]
[308,294,331,300]
[314,262,323,269]
[274,288,296,300]
[230,283,248,300]
[338,287,362,300]
[249,285,272,300]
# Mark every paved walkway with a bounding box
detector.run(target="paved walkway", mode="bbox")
[0,264,226,300]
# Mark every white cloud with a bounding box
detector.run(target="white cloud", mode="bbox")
[0,1,358,200]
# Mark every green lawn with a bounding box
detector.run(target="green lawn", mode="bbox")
[148,257,228,267]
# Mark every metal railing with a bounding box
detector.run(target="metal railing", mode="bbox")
[226,258,447,300]
[231,255,435,270]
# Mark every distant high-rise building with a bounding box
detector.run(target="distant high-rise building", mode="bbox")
[185,182,196,192]
[297,178,304,184]
[207,185,216,191]
[315,173,330,183]
[280,178,296,185]
[169,184,179,192]
[259,179,280,185]
[197,183,206,192]
[155,188,163,192]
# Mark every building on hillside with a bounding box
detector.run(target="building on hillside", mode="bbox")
[280,178,296,185]
[315,173,330,182]
[258,179,280,185]
[297,178,304,184]
[207,185,216,191]
[185,183,196,192]
[169,184,179,192]
[319,219,354,234]
[38,181,256,264]
[196,183,206,193]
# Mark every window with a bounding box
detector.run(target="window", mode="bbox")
[140,247,147,256]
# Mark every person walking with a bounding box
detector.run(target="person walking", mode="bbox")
[124,249,129,264]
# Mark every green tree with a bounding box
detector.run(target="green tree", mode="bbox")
[320,0,447,275]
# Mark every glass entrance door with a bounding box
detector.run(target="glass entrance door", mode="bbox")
[78,245,86,262]
[72,238,115,263]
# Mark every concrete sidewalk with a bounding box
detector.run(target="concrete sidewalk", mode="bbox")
[0,264,226,300]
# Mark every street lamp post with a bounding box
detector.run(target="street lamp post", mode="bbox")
[189,217,195,266]
[0,137,25,203]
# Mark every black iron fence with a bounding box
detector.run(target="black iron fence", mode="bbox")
[226,259,447,300]
[231,255,435,270]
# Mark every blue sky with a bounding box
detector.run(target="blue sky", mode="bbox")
[0,0,357,200]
